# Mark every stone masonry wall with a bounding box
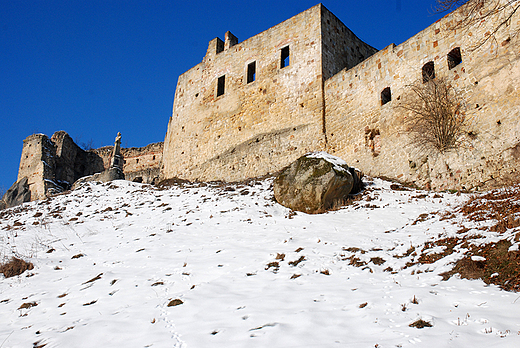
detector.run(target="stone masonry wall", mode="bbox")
[324,2,520,191]
[161,4,376,182]
[321,8,377,81]
[92,142,163,184]
[17,134,57,201]
[16,132,164,203]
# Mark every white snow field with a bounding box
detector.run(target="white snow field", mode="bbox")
[1,178,520,348]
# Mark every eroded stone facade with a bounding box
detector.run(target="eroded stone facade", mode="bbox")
[14,131,163,202]
[162,1,520,191]
[161,4,376,182]
[324,2,520,191]
[92,142,163,184]
[17,132,105,200]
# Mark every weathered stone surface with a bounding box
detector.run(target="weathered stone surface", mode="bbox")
[72,168,125,189]
[161,4,376,183]
[159,1,520,192]
[1,177,31,209]
[274,153,359,214]
[324,1,520,191]
[13,131,163,203]
[92,142,163,184]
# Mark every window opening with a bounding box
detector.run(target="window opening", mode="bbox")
[447,47,462,69]
[381,87,391,105]
[281,46,290,68]
[247,61,256,83]
[217,75,225,97]
[422,61,435,83]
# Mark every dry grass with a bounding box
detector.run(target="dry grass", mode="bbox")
[0,257,34,278]
[458,185,520,232]
[415,185,520,291]
[441,240,520,292]
[409,319,433,329]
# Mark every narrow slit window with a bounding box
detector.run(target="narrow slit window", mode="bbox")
[447,47,462,69]
[422,61,435,83]
[381,87,391,105]
[217,75,225,97]
[247,61,256,83]
[281,46,290,68]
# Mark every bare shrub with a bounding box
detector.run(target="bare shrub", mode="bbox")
[0,257,34,278]
[436,0,520,50]
[399,78,469,154]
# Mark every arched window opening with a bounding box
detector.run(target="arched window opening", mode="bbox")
[422,61,435,83]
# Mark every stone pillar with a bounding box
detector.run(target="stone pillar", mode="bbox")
[224,31,238,50]
[110,132,123,169]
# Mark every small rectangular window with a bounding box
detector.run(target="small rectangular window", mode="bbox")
[447,47,462,69]
[381,87,391,105]
[422,61,435,83]
[281,46,290,68]
[217,75,225,97]
[247,61,256,83]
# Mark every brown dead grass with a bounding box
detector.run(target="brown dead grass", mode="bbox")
[458,185,520,232]
[409,319,432,329]
[441,240,520,292]
[0,257,34,278]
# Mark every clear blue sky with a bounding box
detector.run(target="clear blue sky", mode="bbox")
[0,0,446,191]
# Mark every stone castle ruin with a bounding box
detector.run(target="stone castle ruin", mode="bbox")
[3,1,520,207]
[1,131,163,208]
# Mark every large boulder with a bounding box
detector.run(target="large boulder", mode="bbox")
[1,177,31,209]
[274,152,362,214]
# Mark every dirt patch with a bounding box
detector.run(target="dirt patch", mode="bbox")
[416,237,463,265]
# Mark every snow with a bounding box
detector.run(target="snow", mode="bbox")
[1,178,520,347]
[305,151,350,172]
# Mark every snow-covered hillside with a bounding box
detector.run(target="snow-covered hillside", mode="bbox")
[1,178,520,347]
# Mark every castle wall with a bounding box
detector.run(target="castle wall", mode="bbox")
[15,131,163,203]
[324,2,520,191]
[51,131,105,187]
[92,142,163,184]
[320,8,377,81]
[17,134,57,200]
[161,4,377,182]
[162,4,325,182]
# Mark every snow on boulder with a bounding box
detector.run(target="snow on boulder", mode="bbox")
[273,152,363,214]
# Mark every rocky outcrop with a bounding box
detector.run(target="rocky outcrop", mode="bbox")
[72,168,125,189]
[1,177,31,210]
[273,152,362,214]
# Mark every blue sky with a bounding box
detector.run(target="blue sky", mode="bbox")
[0,0,446,191]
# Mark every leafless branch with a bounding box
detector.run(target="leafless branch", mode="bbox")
[399,78,469,154]
[436,0,520,50]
